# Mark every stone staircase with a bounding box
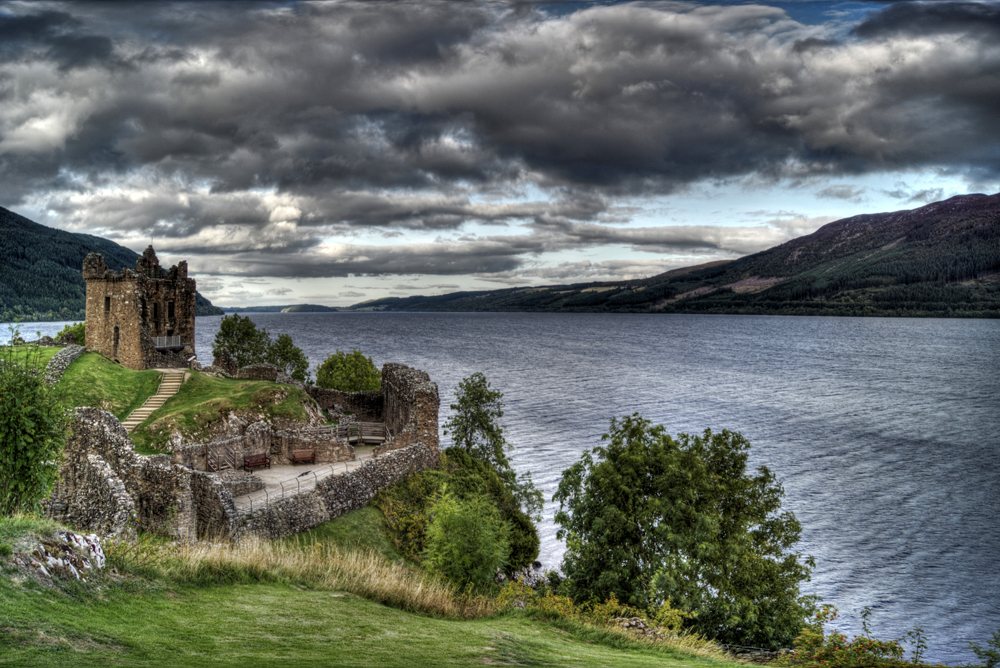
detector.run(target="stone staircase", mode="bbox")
[122,371,185,433]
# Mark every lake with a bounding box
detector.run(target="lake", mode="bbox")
[12,312,999,662]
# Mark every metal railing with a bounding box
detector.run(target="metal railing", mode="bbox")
[153,335,182,349]
[235,461,360,514]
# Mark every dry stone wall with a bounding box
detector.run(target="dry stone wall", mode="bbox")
[43,453,137,541]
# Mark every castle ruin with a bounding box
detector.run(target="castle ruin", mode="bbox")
[83,246,196,370]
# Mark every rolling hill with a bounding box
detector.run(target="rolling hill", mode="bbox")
[0,206,224,323]
[344,193,1000,318]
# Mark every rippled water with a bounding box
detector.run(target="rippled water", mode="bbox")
[14,313,998,661]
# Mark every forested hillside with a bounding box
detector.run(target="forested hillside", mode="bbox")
[347,194,1000,318]
[0,206,223,322]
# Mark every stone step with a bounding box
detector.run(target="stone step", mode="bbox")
[123,371,188,433]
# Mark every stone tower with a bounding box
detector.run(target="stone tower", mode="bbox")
[83,246,197,370]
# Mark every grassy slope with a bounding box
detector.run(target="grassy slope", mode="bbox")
[130,371,314,453]
[0,581,722,668]
[285,506,407,564]
[53,352,163,421]
[0,512,734,668]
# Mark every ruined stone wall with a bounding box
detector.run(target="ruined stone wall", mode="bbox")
[45,408,197,541]
[379,363,440,454]
[189,471,240,540]
[306,386,383,421]
[272,429,355,465]
[44,454,137,541]
[237,441,439,540]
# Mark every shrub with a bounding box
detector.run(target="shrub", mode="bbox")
[969,629,1000,668]
[375,447,539,572]
[212,314,310,381]
[422,486,510,590]
[773,606,923,668]
[56,321,85,345]
[315,349,380,392]
[0,331,72,515]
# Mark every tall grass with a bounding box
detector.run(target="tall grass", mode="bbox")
[107,535,494,619]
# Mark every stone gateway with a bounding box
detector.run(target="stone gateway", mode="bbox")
[83,246,196,370]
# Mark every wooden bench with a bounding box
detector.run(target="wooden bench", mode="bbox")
[291,449,316,465]
[243,452,271,473]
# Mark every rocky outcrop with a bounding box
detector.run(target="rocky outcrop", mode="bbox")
[5,531,106,585]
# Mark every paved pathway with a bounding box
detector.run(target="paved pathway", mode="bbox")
[233,447,374,513]
[122,370,185,432]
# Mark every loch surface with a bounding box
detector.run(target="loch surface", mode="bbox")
[15,312,997,661]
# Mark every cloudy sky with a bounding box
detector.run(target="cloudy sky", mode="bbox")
[2,0,997,306]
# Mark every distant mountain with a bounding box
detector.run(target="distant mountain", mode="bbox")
[345,194,1000,318]
[280,304,339,313]
[0,206,224,323]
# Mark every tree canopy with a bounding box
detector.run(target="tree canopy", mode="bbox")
[211,314,310,382]
[553,414,817,648]
[443,372,542,521]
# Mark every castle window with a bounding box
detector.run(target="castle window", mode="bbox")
[153,303,159,321]
[168,301,175,319]
[105,296,111,313]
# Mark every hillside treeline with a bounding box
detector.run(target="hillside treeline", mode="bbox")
[1,207,223,322]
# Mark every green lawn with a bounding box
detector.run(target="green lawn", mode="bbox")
[0,345,61,369]
[130,371,316,454]
[0,577,731,668]
[52,352,162,422]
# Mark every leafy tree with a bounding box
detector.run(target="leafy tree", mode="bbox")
[315,349,381,392]
[443,372,543,521]
[969,629,1000,668]
[267,333,311,383]
[211,314,272,368]
[375,447,539,572]
[422,485,511,590]
[56,321,85,345]
[554,414,816,648]
[0,329,72,515]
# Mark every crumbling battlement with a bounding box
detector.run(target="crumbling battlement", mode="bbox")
[83,246,196,370]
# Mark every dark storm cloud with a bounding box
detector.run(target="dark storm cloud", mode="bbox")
[852,2,1000,39]
[1,0,997,279]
